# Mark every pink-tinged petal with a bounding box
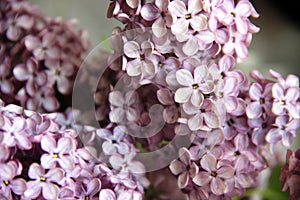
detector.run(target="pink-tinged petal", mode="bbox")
[169,0,186,16]
[15,133,32,150]
[246,102,262,119]
[197,30,215,44]
[236,173,254,187]
[235,17,248,34]
[109,154,123,170]
[224,96,238,112]
[272,101,284,115]
[175,87,193,103]
[155,0,168,10]
[204,112,220,128]
[41,135,56,153]
[109,108,125,123]
[42,97,59,112]
[126,108,138,121]
[189,15,207,31]
[266,128,282,143]
[128,161,145,173]
[179,147,191,165]
[222,40,234,54]
[99,189,116,200]
[286,104,300,119]
[191,90,204,107]
[211,178,226,195]
[28,163,44,179]
[42,183,59,199]
[249,83,262,100]
[141,3,160,21]
[176,69,194,86]
[7,26,21,41]
[109,91,125,107]
[13,65,29,81]
[24,181,41,198]
[215,28,228,44]
[46,168,64,183]
[25,36,40,51]
[272,83,284,100]
[102,142,117,155]
[286,87,299,102]
[193,172,211,186]
[235,1,252,17]
[217,166,234,179]
[17,15,34,29]
[40,154,56,169]
[183,38,198,56]
[234,134,248,151]
[178,172,189,188]
[56,137,74,154]
[201,154,217,172]
[0,164,14,180]
[169,160,186,175]
[235,42,248,60]
[157,88,174,105]
[11,178,27,195]
[57,76,71,94]
[188,113,203,131]
[126,0,140,8]
[282,132,294,147]
[124,41,140,58]
[188,0,202,14]
[58,155,75,170]
[126,59,142,76]
[87,179,101,196]
[152,17,167,38]
[171,19,189,35]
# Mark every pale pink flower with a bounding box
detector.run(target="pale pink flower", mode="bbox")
[193,153,235,195]
[169,148,198,188]
[169,0,207,35]
[24,163,64,199]
[175,65,213,107]
[109,90,139,123]
[40,134,76,170]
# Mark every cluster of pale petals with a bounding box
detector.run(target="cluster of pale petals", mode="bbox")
[280,147,300,200]
[102,0,300,199]
[0,0,90,112]
[0,101,147,199]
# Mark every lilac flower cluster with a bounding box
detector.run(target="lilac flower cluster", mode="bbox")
[102,0,300,199]
[0,0,90,113]
[280,147,300,200]
[0,100,147,199]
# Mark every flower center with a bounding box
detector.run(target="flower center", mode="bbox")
[234,151,240,156]
[211,171,217,177]
[122,162,128,168]
[3,180,9,185]
[40,177,46,182]
[192,84,199,89]
[259,98,265,104]
[55,70,61,76]
[227,118,234,127]
[85,196,89,200]
[185,13,192,19]
[281,100,286,105]
[123,104,128,110]
[220,72,225,79]
[140,54,145,61]
[53,153,59,158]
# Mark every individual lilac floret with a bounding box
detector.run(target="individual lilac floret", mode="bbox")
[193,153,235,195]
[109,90,139,123]
[169,147,198,189]
[169,0,207,35]
[24,163,64,199]
[0,161,27,199]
